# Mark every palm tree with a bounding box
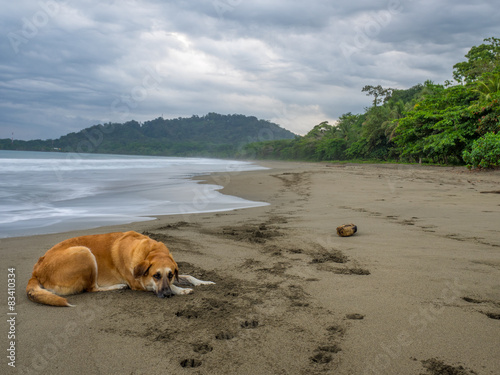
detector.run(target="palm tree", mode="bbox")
[382,100,407,141]
[474,73,500,103]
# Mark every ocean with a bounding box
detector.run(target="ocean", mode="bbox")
[0,150,268,238]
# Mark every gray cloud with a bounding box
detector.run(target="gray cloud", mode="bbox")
[1,0,498,140]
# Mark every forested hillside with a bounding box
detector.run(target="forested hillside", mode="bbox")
[242,37,500,168]
[3,39,498,167]
[0,113,296,157]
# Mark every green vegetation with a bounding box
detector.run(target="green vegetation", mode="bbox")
[462,132,500,169]
[242,37,500,168]
[2,38,498,168]
[0,113,296,157]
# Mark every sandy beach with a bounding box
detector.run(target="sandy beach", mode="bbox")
[1,161,499,375]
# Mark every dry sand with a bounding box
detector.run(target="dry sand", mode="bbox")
[1,161,499,375]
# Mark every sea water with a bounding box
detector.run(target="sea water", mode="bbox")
[0,151,268,238]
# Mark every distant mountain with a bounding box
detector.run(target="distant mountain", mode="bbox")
[1,113,297,157]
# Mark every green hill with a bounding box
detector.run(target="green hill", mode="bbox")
[1,113,296,157]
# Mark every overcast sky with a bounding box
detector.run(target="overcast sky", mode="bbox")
[1,0,499,140]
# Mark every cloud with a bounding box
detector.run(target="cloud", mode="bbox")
[0,0,497,140]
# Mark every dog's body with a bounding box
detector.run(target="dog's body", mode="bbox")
[26,231,214,307]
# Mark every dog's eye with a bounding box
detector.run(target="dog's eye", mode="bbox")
[167,272,173,280]
[153,273,161,280]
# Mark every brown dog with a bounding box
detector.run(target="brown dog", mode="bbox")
[26,231,214,307]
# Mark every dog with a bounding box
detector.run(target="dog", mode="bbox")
[26,231,214,307]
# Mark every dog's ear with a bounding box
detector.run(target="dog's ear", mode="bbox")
[133,261,151,278]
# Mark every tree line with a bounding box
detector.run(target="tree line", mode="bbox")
[240,37,500,169]
[2,39,498,168]
[0,113,296,158]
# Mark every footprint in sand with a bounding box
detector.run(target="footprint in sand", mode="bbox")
[175,309,200,319]
[215,331,235,340]
[326,324,345,336]
[193,343,213,354]
[317,344,342,353]
[240,319,259,329]
[462,296,483,304]
[180,358,202,368]
[462,297,500,320]
[345,313,365,320]
[483,312,500,320]
[310,352,332,364]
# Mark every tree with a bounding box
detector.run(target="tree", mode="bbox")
[362,85,393,106]
[315,138,347,160]
[335,112,363,142]
[462,132,500,169]
[394,83,479,163]
[473,72,500,103]
[453,37,500,83]
[304,121,335,140]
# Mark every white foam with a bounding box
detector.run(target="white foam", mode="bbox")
[0,152,261,173]
[0,151,268,238]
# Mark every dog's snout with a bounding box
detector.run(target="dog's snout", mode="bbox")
[157,280,173,298]
[157,289,173,298]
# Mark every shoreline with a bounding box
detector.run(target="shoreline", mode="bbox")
[1,161,499,374]
[0,152,269,240]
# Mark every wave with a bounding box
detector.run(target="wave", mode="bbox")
[0,155,255,173]
[0,151,268,238]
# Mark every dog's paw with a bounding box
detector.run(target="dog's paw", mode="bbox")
[198,280,215,285]
[179,288,193,295]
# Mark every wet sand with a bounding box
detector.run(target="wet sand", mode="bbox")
[1,161,499,374]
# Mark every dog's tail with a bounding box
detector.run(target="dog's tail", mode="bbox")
[26,276,73,307]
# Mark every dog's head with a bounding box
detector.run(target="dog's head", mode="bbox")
[133,242,179,298]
